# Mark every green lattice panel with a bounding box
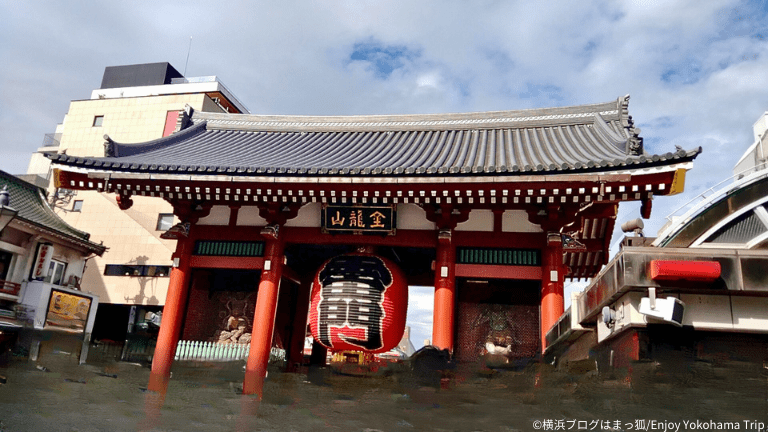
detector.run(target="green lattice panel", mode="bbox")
[457,248,540,266]
[193,241,264,257]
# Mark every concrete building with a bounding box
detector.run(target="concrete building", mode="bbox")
[26,63,248,342]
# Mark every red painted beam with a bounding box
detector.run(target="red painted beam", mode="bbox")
[283,227,437,248]
[189,226,549,250]
[190,225,266,241]
[453,231,545,248]
[189,256,264,269]
[649,260,721,282]
[454,263,542,280]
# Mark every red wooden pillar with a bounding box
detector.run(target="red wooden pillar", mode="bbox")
[540,233,565,351]
[432,229,456,352]
[243,226,285,397]
[148,236,193,392]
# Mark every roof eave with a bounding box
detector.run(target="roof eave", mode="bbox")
[12,218,107,255]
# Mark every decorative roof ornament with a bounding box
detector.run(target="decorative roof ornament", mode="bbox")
[0,186,10,207]
[561,233,587,252]
[103,134,116,157]
[627,121,644,156]
[260,223,280,240]
[175,104,194,133]
[619,94,632,127]
[620,96,644,156]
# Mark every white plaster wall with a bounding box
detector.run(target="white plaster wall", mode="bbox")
[197,205,230,225]
[455,209,493,232]
[236,206,268,226]
[502,210,543,233]
[285,202,321,227]
[396,204,435,230]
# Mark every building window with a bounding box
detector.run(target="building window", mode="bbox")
[93,115,104,127]
[48,260,67,286]
[72,200,83,212]
[156,214,174,231]
[0,250,13,281]
[104,264,171,277]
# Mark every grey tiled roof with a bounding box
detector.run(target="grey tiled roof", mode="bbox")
[49,96,700,177]
[0,171,105,254]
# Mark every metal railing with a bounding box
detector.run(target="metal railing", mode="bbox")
[0,280,21,297]
[663,162,768,223]
[654,163,768,246]
[174,340,286,363]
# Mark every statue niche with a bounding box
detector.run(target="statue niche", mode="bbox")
[213,291,256,345]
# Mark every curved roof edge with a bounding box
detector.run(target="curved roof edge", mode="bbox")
[47,95,701,179]
[191,96,631,132]
[105,120,208,158]
[0,171,106,255]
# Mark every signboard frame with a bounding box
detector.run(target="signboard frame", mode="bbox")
[321,204,397,235]
[44,288,93,332]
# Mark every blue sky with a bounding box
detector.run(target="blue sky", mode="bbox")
[2,1,768,348]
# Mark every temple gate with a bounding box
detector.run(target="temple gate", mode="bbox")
[49,96,698,398]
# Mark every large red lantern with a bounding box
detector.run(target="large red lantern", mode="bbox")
[309,253,408,354]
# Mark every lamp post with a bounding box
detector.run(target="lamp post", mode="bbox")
[0,186,18,233]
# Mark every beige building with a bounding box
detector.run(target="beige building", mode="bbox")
[26,63,248,339]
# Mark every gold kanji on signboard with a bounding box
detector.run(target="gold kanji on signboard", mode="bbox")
[322,205,395,235]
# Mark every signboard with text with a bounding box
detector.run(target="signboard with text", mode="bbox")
[321,205,396,235]
[32,243,54,281]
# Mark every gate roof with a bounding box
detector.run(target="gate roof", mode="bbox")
[50,96,699,179]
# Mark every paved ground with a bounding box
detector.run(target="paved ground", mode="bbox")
[0,350,767,431]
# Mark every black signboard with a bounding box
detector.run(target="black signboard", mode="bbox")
[321,205,396,235]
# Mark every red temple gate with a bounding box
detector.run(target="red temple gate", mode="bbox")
[49,96,698,398]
